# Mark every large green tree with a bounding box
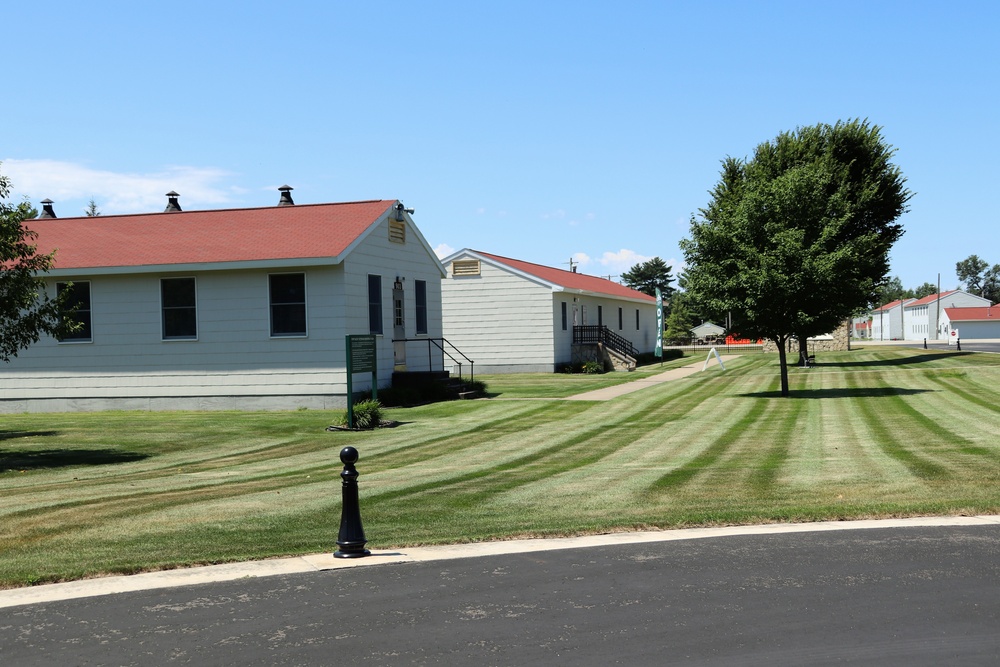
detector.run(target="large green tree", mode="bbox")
[663,290,696,344]
[680,120,911,396]
[956,254,1000,303]
[620,257,675,298]
[0,166,76,361]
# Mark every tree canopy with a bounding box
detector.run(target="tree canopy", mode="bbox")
[620,257,675,298]
[0,166,77,362]
[956,254,1000,304]
[680,120,911,396]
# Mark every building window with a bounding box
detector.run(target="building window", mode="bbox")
[415,280,428,335]
[561,302,567,331]
[635,309,640,330]
[598,305,603,327]
[269,273,306,337]
[368,274,383,334]
[57,281,92,342]
[161,277,197,340]
[618,307,623,331]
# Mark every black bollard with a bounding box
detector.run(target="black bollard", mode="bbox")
[957,338,961,351]
[334,446,370,558]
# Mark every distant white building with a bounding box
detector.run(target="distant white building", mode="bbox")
[690,321,725,342]
[942,306,1000,340]
[902,290,991,340]
[870,299,914,340]
[441,250,657,373]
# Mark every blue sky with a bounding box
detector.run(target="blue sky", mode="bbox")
[5,1,997,292]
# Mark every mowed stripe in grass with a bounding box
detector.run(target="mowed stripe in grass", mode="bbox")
[3,348,1000,586]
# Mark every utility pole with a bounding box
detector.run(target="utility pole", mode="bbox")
[935,273,941,340]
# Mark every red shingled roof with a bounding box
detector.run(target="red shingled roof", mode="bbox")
[944,306,998,322]
[874,298,913,312]
[25,200,396,271]
[906,290,958,307]
[473,251,656,302]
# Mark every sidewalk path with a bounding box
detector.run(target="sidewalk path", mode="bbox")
[564,354,740,400]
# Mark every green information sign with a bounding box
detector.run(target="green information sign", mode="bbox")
[350,335,376,373]
[346,335,378,428]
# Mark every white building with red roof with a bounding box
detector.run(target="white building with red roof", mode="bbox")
[440,249,657,373]
[941,306,1000,340]
[3,190,447,412]
[902,290,991,341]
[870,298,914,340]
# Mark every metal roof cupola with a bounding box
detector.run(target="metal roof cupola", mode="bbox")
[38,198,57,219]
[164,191,182,212]
[278,185,295,206]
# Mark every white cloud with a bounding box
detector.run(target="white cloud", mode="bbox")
[2,159,239,214]
[541,209,567,220]
[598,249,653,272]
[434,243,455,258]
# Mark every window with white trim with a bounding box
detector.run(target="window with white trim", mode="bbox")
[161,278,197,340]
[57,281,92,342]
[269,273,307,337]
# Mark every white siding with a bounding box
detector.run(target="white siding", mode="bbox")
[0,213,446,411]
[340,216,445,386]
[442,253,657,373]
[442,257,555,373]
[551,294,656,364]
[1,267,349,408]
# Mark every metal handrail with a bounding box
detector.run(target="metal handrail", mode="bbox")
[391,337,475,383]
[573,325,638,359]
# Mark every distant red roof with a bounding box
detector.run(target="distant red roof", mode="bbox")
[472,251,656,303]
[874,298,914,312]
[944,306,999,322]
[906,290,958,307]
[25,200,396,271]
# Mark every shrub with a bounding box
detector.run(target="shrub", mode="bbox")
[333,398,384,429]
[582,360,604,374]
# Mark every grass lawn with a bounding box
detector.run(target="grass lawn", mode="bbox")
[2,347,1000,588]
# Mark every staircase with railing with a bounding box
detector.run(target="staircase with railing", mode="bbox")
[573,325,638,370]
[390,337,477,398]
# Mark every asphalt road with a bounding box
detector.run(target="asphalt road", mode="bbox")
[3,525,999,666]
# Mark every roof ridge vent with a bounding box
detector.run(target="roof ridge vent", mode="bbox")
[39,198,57,219]
[164,191,182,212]
[278,185,295,206]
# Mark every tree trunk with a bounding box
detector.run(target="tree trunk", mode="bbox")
[797,337,809,367]
[775,336,790,396]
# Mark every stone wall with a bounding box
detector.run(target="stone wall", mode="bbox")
[570,343,636,372]
[762,320,852,354]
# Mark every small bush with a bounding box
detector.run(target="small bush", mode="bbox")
[582,360,604,374]
[333,399,384,429]
[464,380,489,396]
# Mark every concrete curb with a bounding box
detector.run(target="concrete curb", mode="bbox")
[3,515,998,609]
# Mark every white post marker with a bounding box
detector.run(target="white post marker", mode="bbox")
[703,346,726,371]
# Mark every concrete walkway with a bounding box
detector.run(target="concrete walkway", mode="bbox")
[564,354,740,400]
